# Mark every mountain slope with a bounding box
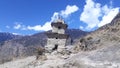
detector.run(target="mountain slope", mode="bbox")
[65,29,89,39]
[0,56,36,68]
[63,12,120,68]
[74,12,120,51]
[0,32,21,44]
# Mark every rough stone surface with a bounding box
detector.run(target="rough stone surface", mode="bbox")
[46,19,68,53]
[46,38,67,52]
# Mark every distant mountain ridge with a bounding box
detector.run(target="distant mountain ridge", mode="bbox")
[0,32,21,43]
[65,29,89,39]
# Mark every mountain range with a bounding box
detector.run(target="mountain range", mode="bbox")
[0,32,21,44]
[0,29,88,64]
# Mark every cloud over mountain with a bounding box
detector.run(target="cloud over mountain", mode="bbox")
[80,0,119,30]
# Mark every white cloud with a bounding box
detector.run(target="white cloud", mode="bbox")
[14,23,22,29]
[51,5,79,21]
[80,26,84,29]
[51,12,59,22]
[6,26,10,29]
[27,22,52,31]
[13,21,52,31]
[61,5,79,18]
[13,5,79,31]
[80,0,101,30]
[13,21,51,31]
[26,5,78,31]
[110,0,113,7]
[13,23,27,30]
[26,12,57,31]
[12,33,21,35]
[80,0,119,30]
[98,7,119,27]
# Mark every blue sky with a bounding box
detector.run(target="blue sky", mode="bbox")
[0,0,120,35]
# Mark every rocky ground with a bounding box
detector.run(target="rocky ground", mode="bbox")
[1,46,120,68]
[0,56,36,68]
